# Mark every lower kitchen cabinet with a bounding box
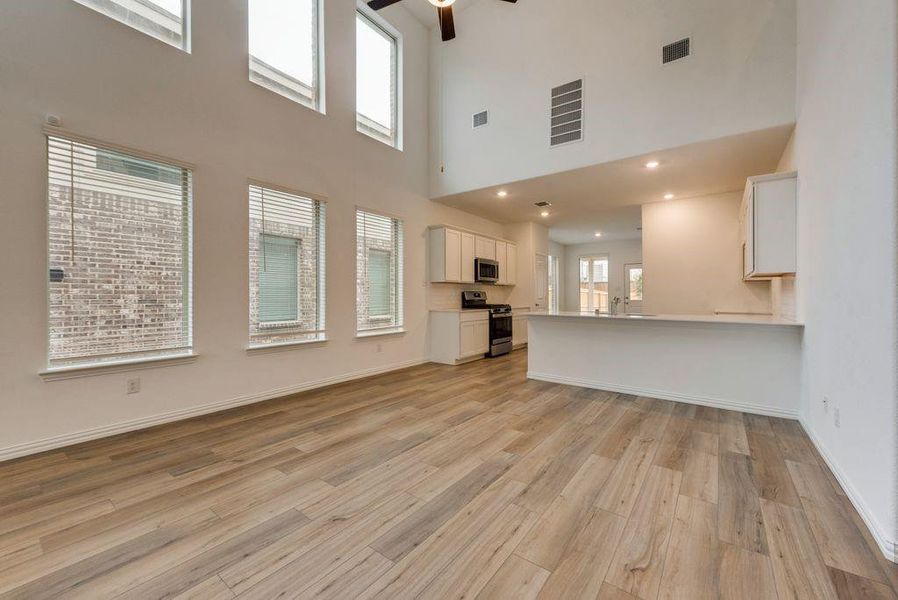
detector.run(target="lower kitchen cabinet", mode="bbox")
[430,310,528,365]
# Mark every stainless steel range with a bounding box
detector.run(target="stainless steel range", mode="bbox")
[461,291,513,358]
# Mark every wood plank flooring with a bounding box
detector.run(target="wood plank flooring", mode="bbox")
[1,350,895,599]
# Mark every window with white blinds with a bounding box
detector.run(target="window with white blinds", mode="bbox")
[356,10,400,148]
[249,184,325,347]
[249,0,322,111]
[73,0,189,50]
[47,135,193,368]
[356,209,403,333]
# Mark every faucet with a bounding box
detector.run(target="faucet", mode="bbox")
[609,297,621,315]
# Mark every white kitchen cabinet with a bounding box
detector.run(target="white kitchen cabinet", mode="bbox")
[496,241,508,285]
[429,310,490,364]
[505,243,517,286]
[430,226,516,285]
[460,232,475,283]
[460,318,490,358]
[513,314,528,347]
[742,172,797,279]
[430,227,463,283]
[475,236,497,260]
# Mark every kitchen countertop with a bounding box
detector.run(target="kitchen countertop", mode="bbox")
[526,311,803,327]
[430,307,531,313]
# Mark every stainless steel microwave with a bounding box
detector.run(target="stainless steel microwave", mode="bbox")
[475,258,499,283]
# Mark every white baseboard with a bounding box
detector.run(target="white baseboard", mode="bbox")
[800,420,898,564]
[0,358,427,463]
[527,371,801,419]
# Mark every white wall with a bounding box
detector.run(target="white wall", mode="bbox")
[429,0,797,197]
[789,0,898,560]
[0,0,505,457]
[504,222,549,309]
[561,239,643,312]
[642,193,772,315]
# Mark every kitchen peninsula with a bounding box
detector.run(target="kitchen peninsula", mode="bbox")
[527,311,804,417]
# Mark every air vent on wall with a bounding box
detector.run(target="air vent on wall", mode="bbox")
[472,110,489,128]
[550,79,583,147]
[662,38,691,64]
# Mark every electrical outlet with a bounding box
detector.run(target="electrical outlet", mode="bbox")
[822,396,829,413]
[834,406,841,428]
[127,378,141,394]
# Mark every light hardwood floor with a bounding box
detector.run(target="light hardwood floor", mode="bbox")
[1,351,896,599]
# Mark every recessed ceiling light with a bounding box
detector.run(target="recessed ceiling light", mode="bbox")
[540,211,550,217]
[664,193,675,200]
[428,0,455,6]
[594,232,603,238]
[645,161,660,169]
[496,190,508,198]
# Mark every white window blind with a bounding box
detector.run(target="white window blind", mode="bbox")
[249,184,325,346]
[249,0,322,110]
[47,135,193,368]
[73,0,189,50]
[356,209,403,332]
[356,10,400,148]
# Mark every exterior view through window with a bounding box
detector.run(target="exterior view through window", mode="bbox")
[548,255,560,312]
[356,209,403,333]
[73,0,188,50]
[47,135,193,368]
[356,10,399,147]
[249,0,321,109]
[248,184,325,347]
[579,256,609,312]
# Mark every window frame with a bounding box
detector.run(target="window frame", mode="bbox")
[247,181,327,350]
[43,128,195,374]
[248,0,326,112]
[355,207,404,336]
[579,255,609,313]
[72,0,191,52]
[355,3,403,150]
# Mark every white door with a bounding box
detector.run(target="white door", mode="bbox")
[534,253,548,310]
[624,263,643,314]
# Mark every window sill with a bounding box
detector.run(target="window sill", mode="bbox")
[40,353,198,382]
[356,328,406,339]
[246,338,328,354]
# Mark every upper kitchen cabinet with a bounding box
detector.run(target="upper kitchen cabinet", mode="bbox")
[741,172,797,279]
[475,236,497,260]
[429,226,516,285]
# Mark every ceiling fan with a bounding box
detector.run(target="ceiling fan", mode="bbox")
[367,0,517,42]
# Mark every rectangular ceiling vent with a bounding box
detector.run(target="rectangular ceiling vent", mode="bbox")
[662,38,691,64]
[550,79,583,147]
[472,110,489,128]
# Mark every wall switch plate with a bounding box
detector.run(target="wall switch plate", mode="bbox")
[127,378,141,394]
[376,343,383,353]
[834,406,841,428]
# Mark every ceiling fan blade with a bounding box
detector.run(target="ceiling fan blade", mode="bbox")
[438,6,456,41]
[367,0,403,10]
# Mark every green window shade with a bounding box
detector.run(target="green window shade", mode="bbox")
[258,235,299,323]
[368,249,391,317]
